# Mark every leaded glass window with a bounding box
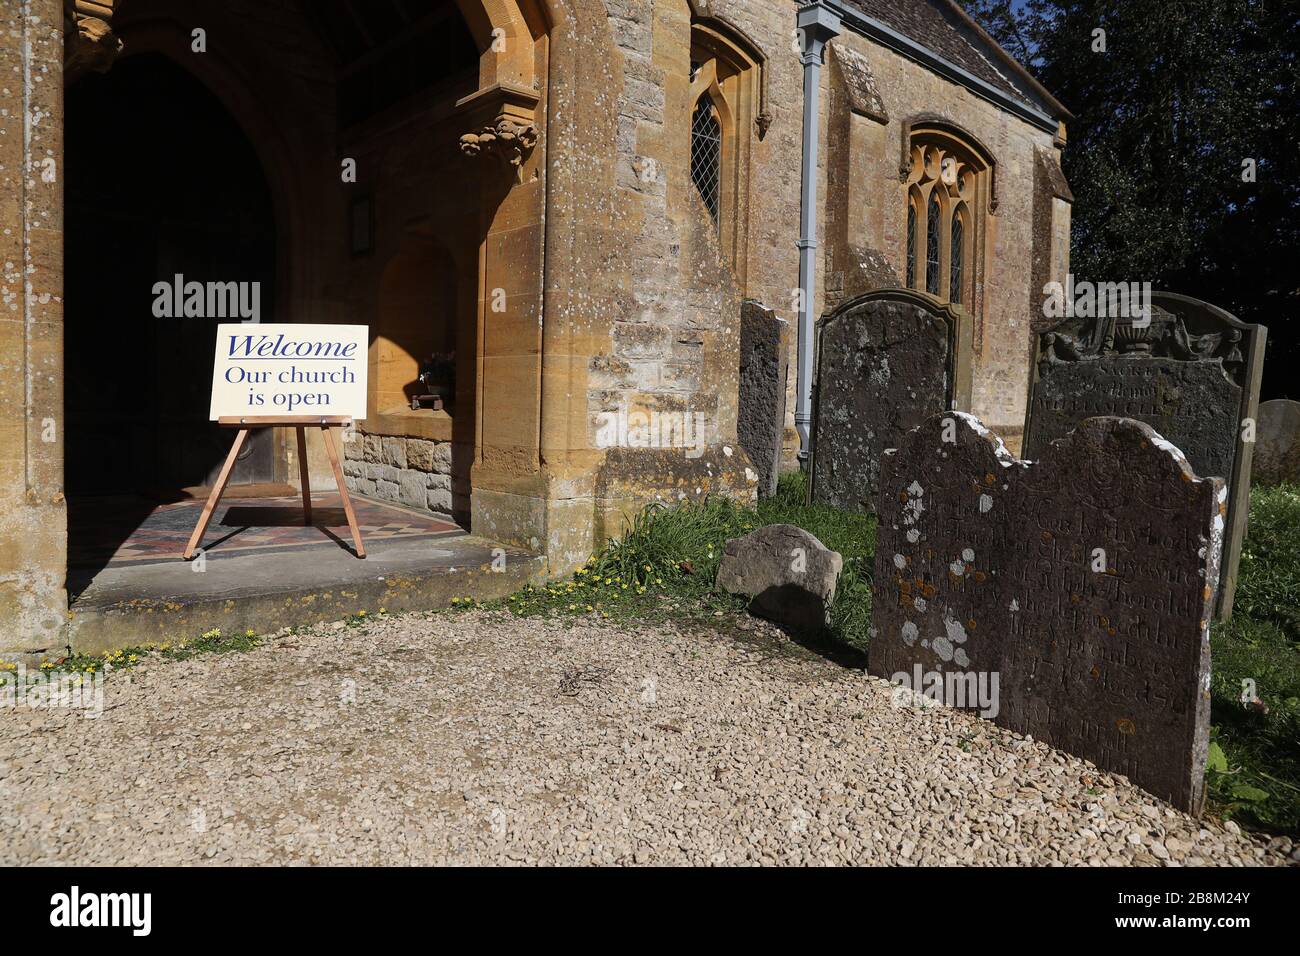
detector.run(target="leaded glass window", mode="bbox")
[925,192,941,295]
[690,94,722,224]
[906,201,916,289]
[950,210,964,304]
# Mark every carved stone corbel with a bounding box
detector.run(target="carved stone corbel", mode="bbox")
[455,82,541,173]
[64,0,121,85]
[460,116,538,168]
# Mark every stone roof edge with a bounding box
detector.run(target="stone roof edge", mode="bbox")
[813,0,1065,134]
[937,0,1071,121]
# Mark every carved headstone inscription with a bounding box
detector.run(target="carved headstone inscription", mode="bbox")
[1253,399,1300,486]
[737,301,788,498]
[1024,292,1265,618]
[810,289,972,512]
[998,417,1221,815]
[869,412,1020,715]
[871,412,1222,812]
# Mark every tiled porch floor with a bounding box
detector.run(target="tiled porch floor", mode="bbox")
[68,493,462,570]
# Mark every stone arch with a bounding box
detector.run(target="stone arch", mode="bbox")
[70,10,309,323]
[898,114,998,212]
[454,0,549,91]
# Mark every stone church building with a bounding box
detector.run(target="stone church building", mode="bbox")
[1,0,1070,649]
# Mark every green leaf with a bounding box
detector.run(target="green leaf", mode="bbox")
[1206,742,1228,774]
[1229,783,1269,803]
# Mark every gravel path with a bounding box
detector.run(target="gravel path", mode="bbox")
[1,610,1294,866]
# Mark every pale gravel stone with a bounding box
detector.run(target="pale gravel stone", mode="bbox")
[0,610,1291,867]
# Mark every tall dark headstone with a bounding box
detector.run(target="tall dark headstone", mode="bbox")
[998,417,1221,815]
[737,301,788,498]
[1024,292,1265,617]
[871,412,1222,813]
[810,289,972,511]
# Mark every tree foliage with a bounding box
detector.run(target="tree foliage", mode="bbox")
[962,0,1299,397]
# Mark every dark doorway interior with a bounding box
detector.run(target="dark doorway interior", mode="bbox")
[65,52,279,576]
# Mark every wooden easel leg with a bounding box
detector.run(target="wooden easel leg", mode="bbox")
[295,426,312,526]
[321,425,366,558]
[183,428,249,560]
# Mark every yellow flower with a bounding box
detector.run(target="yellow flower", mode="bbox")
[568,604,577,611]
[40,662,53,670]
[127,654,138,663]
[585,605,594,612]
[643,564,652,572]
[451,597,461,604]
[245,629,255,637]
[357,610,366,617]
[379,607,387,614]
[159,643,171,651]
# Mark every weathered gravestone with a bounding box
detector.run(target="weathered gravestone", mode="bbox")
[871,412,1222,812]
[1024,292,1264,618]
[1253,399,1300,486]
[869,412,1019,715]
[810,289,972,511]
[737,301,788,498]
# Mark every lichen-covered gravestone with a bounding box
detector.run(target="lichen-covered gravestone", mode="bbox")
[1024,292,1264,618]
[737,301,788,498]
[810,289,971,512]
[1253,399,1300,486]
[869,412,1019,715]
[871,412,1222,813]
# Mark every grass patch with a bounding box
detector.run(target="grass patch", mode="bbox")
[1206,482,1300,835]
[488,471,876,652]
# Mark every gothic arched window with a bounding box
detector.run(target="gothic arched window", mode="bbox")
[691,94,722,224]
[688,17,765,281]
[902,127,992,310]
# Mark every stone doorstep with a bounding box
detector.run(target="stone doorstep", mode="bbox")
[56,536,545,659]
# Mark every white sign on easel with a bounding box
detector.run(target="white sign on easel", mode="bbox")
[187,324,372,562]
[209,323,368,420]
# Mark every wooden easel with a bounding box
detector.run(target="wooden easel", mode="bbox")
[183,416,366,560]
